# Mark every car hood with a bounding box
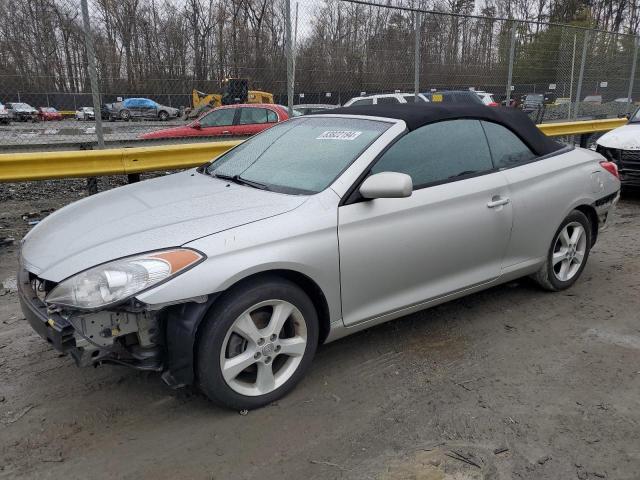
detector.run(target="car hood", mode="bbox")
[597,123,640,150]
[21,170,307,281]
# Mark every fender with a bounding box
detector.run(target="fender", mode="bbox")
[162,293,220,387]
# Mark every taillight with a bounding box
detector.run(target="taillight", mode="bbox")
[488,102,499,107]
[600,160,619,178]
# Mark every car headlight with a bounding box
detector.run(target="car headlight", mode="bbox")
[46,248,204,310]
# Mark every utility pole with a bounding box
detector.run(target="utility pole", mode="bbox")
[285,0,294,116]
[414,11,421,101]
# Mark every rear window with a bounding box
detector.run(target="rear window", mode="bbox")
[376,96,399,105]
[207,117,391,194]
[402,95,428,103]
[349,98,373,106]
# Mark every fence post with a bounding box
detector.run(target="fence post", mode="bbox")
[81,0,105,196]
[574,30,589,120]
[505,20,516,106]
[285,0,294,116]
[81,0,105,152]
[626,36,639,113]
[414,11,421,101]
[568,33,577,119]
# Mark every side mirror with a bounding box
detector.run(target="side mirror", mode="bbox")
[192,121,201,129]
[360,172,413,199]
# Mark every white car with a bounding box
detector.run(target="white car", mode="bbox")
[474,91,498,106]
[0,102,10,124]
[343,93,429,107]
[596,108,640,187]
[75,107,95,121]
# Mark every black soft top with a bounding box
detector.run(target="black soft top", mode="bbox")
[325,103,563,156]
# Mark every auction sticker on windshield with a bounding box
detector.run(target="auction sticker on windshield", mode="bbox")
[316,130,362,140]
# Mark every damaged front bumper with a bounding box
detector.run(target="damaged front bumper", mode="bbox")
[18,268,164,372]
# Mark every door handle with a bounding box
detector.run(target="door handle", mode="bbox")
[221,130,231,135]
[487,197,510,208]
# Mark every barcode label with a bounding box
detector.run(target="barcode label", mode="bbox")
[316,130,362,140]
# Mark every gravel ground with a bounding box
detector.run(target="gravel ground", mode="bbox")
[0,178,639,480]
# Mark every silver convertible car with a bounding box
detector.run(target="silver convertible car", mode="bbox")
[18,104,620,409]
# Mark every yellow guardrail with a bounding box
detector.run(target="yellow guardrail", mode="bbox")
[0,141,242,182]
[59,110,76,117]
[0,117,628,182]
[537,117,627,136]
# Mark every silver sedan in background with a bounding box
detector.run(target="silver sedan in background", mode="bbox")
[18,105,620,410]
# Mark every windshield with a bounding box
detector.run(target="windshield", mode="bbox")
[13,103,30,109]
[525,94,544,102]
[206,117,392,194]
[629,107,640,123]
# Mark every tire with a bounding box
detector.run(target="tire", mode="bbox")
[197,276,319,410]
[532,210,592,291]
[158,110,169,121]
[120,109,131,121]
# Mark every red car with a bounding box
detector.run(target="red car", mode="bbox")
[37,107,64,121]
[140,104,289,140]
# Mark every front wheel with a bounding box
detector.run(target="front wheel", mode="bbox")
[158,110,169,121]
[532,210,592,291]
[197,276,319,410]
[120,109,131,121]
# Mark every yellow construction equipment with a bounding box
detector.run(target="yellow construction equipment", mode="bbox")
[191,78,274,111]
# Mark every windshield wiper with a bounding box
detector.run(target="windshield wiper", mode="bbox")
[212,172,269,190]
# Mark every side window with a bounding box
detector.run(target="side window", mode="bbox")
[239,108,269,125]
[350,98,373,106]
[200,109,235,127]
[370,119,494,188]
[376,96,399,104]
[266,109,278,123]
[482,121,536,169]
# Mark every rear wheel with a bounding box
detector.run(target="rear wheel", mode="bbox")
[197,277,318,410]
[532,210,592,291]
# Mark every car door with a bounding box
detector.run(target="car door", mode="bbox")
[480,120,584,267]
[235,107,277,136]
[141,99,157,118]
[198,108,237,136]
[338,119,513,326]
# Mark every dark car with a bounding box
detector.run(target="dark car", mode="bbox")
[5,102,38,121]
[293,104,339,115]
[424,90,484,105]
[102,98,180,121]
[520,93,555,113]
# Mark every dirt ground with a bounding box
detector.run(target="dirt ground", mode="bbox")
[1,178,639,480]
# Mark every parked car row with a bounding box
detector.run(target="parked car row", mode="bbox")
[139,89,504,140]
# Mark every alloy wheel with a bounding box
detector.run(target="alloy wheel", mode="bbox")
[552,222,587,282]
[219,299,308,397]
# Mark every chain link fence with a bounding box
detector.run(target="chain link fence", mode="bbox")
[0,0,638,152]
